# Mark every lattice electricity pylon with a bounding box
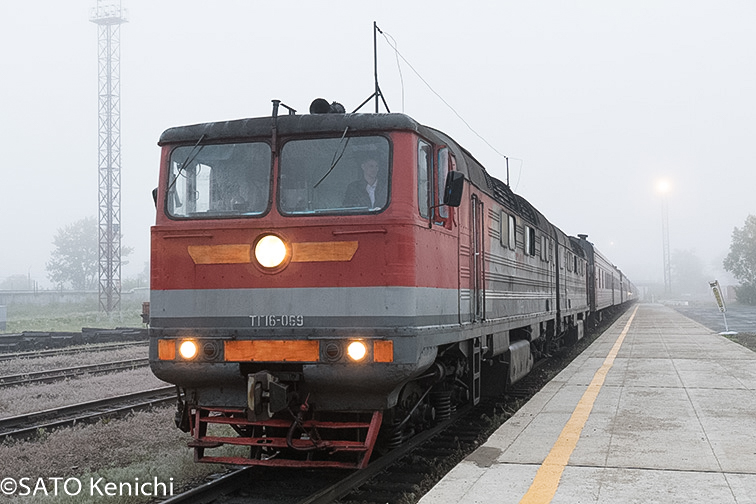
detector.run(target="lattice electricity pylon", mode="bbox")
[90,1,127,312]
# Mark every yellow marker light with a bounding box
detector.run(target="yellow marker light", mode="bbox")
[178,340,198,360]
[255,235,288,268]
[347,341,368,362]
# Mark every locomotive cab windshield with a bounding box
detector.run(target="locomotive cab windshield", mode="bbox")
[279,135,390,214]
[165,135,391,219]
[167,142,271,218]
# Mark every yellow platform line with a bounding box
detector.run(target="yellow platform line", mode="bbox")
[519,305,639,504]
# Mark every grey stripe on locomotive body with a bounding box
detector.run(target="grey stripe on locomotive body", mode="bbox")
[151,285,566,364]
[150,287,459,323]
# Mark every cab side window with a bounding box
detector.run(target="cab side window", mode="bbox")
[418,140,458,227]
[418,140,431,219]
[436,148,451,220]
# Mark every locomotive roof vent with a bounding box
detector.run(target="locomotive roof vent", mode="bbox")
[310,98,346,114]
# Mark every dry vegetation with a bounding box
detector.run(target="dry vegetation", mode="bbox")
[0,350,233,503]
[0,345,147,377]
[724,332,756,352]
[0,368,166,419]
[1,408,225,503]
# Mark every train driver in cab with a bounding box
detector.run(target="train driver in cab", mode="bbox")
[343,156,388,210]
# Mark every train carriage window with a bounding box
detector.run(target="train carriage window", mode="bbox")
[500,211,508,247]
[279,136,390,215]
[524,226,530,254]
[540,235,549,262]
[418,140,431,218]
[524,226,536,256]
[167,142,271,219]
[501,212,516,250]
[549,239,554,262]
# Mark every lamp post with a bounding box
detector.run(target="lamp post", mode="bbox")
[656,180,672,296]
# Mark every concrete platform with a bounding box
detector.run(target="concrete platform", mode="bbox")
[419,303,756,504]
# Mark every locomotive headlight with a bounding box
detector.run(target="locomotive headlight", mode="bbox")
[346,341,368,362]
[254,234,288,269]
[178,340,199,360]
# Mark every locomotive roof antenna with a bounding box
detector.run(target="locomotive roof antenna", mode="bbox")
[353,22,391,113]
[90,0,127,313]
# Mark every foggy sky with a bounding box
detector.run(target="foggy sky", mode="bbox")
[1,0,754,289]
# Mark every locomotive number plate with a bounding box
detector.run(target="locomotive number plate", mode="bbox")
[250,315,305,327]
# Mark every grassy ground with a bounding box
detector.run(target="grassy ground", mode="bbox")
[723,332,756,352]
[2,301,144,333]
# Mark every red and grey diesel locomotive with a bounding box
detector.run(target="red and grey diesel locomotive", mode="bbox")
[149,100,637,469]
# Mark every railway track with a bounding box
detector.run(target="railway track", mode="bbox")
[0,358,149,387]
[0,328,147,354]
[0,341,147,362]
[0,386,175,440]
[160,468,255,504]
[160,392,510,504]
[162,403,472,504]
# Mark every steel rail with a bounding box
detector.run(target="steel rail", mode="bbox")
[159,467,254,504]
[0,386,175,439]
[295,411,464,504]
[160,409,466,504]
[0,358,149,387]
[0,341,148,362]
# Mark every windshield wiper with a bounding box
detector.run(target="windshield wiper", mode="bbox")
[166,134,207,195]
[313,127,350,189]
